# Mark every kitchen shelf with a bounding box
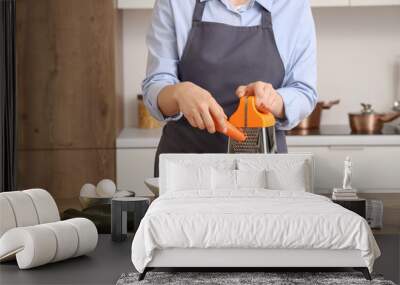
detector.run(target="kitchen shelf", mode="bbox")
[117,0,400,9]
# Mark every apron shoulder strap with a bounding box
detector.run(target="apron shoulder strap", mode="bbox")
[193,0,271,28]
[261,8,272,29]
[193,0,206,23]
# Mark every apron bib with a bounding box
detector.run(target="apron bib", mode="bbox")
[155,0,286,176]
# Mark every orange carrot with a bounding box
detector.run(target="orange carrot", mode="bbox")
[215,119,247,142]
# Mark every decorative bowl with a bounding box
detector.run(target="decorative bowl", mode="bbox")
[79,196,112,210]
[79,190,135,209]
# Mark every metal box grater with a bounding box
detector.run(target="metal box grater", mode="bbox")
[227,96,277,154]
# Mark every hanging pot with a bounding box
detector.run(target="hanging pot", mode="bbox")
[349,103,400,134]
[295,100,340,130]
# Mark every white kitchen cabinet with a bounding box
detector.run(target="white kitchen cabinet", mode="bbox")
[117,0,400,9]
[289,146,400,193]
[117,0,154,9]
[117,145,400,196]
[117,148,157,196]
[116,128,400,196]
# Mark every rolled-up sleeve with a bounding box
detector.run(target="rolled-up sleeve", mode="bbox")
[276,2,318,130]
[141,0,182,121]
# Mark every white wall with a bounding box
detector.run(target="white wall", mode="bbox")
[122,10,152,127]
[314,7,400,125]
[121,6,400,128]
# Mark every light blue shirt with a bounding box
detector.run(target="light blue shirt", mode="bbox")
[142,0,317,130]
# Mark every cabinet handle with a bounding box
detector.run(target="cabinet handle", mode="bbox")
[328,146,365,151]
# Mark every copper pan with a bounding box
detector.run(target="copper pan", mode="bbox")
[295,100,340,130]
[349,103,400,134]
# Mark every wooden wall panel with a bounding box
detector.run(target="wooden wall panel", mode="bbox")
[16,0,122,200]
[17,149,115,199]
[114,10,125,135]
[16,0,120,150]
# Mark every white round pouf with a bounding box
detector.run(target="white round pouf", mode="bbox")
[96,179,116,197]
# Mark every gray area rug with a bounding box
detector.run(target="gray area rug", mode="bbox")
[117,272,396,285]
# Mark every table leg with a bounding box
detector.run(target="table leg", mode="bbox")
[111,201,123,242]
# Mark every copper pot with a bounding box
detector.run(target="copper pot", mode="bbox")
[295,100,340,130]
[349,103,400,134]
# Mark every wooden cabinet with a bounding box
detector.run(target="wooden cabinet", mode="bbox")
[16,0,122,150]
[16,0,123,199]
[17,149,115,199]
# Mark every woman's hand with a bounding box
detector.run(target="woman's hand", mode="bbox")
[166,82,227,133]
[236,81,285,119]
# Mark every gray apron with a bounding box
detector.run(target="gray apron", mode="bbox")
[154,0,286,176]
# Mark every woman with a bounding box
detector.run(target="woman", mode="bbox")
[142,0,317,176]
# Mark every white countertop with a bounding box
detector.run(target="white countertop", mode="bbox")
[117,128,162,148]
[117,127,400,148]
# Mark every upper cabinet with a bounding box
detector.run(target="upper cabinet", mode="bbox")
[117,0,400,9]
[310,0,350,7]
[350,0,400,6]
[117,0,153,9]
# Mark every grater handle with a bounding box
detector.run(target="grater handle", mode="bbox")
[229,96,276,128]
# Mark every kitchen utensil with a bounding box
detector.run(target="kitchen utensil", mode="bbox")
[227,96,277,153]
[349,103,400,134]
[295,100,340,130]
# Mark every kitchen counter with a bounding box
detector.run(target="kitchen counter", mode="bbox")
[117,125,400,148]
[287,124,400,136]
